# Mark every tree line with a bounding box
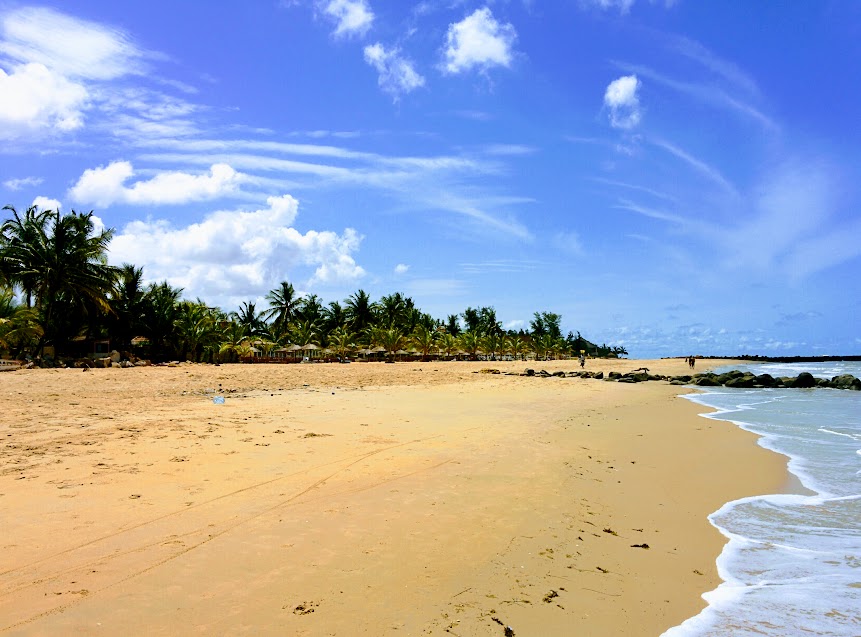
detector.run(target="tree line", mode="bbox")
[0,205,627,362]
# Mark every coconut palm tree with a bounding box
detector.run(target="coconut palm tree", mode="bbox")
[0,286,42,356]
[438,332,458,359]
[378,327,406,362]
[0,204,51,307]
[107,264,147,351]
[264,280,300,337]
[141,281,183,361]
[328,327,354,359]
[289,319,318,347]
[344,289,374,334]
[457,331,482,359]
[481,332,504,360]
[7,208,119,354]
[411,324,437,361]
[321,300,347,336]
[232,301,267,338]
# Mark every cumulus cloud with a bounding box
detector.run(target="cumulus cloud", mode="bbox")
[69,162,246,207]
[394,263,410,275]
[604,74,641,129]
[443,8,517,74]
[0,63,88,138]
[109,195,365,305]
[364,43,425,99]
[31,196,61,211]
[322,0,374,38]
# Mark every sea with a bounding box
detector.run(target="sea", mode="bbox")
[663,361,861,637]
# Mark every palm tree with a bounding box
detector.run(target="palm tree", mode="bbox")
[481,332,504,360]
[344,289,374,334]
[142,281,183,361]
[9,208,119,354]
[264,281,300,336]
[232,301,267,338]
[508,334,529,361]
[378,327,406,362]
[321,300,346,336]
[218,321,250,363]
[1,204,51,307]
[175,301,221,362]
[108,264,147,351]
[289,319,318,347]
[411,324,437,361]
[438,332,458,359]
[328,327,354,359]
[0,286,42,356]
[457,331,482,359]
[297,294,323,326]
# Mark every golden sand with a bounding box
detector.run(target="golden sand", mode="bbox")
[0,359,789,635]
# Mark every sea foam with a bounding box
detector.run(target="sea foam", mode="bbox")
[663,362,861,637]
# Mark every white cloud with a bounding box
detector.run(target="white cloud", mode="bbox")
[69,162,246,208]
[604,74,641,129]
[322,0,374,38]
[0,63,88,138]
[443,8,517,74]
[0,7,148,81]
[31,196,61,211]
[364,43,425,99]
[584,0,636,13]
[652,139,736,194]
[3,175,43,190]
[394,263,410,275]
[553,231,585,256]
[504,319,525,330]
[109,195,365,306]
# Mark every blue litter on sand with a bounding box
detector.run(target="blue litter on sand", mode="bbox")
[212,396,225,405]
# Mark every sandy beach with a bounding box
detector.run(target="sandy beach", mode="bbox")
[0,358,791,636]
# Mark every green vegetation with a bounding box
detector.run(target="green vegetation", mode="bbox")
[0,205,627,363]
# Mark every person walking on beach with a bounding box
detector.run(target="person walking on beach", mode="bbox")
[579,354,585,369]
[689,356,696,369]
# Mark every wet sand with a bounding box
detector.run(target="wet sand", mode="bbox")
[0,359,789,636]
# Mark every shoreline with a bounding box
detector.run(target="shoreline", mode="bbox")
[0,359,791,635]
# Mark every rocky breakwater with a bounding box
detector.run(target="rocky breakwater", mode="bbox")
[518,368,861,391]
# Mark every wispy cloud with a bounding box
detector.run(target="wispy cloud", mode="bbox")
[3,175,43,190]
[615,61,777,131]
[651,138,737,195]
[670,35,760,96]
[364,43,425,100]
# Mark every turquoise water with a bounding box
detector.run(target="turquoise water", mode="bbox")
[663,362,861,637]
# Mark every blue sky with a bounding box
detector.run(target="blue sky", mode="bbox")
[1,1,859,357]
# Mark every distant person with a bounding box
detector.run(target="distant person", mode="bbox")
[689,356,696,369]
[579,354,585,368]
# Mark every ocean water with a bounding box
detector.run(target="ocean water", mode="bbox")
[663,362,861,637]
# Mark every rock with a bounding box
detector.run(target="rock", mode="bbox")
[693,376,721,386]
[93,357,111,368]
[717,370,745,384]
[669,379,688,385]
[551,371,566,377]
[673,375,692,383]
[111,361,122,368]
[109,350,121,363]
[754,373,778,387]
[121,360,134,368]
[628,372,650,382]
[592,371,604,379]
[790,372,817,388]
[134,359,151,366]
[524,368,535,376]
[831,374,861,390]
[725,374,756,388]
[608,371,622,379]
